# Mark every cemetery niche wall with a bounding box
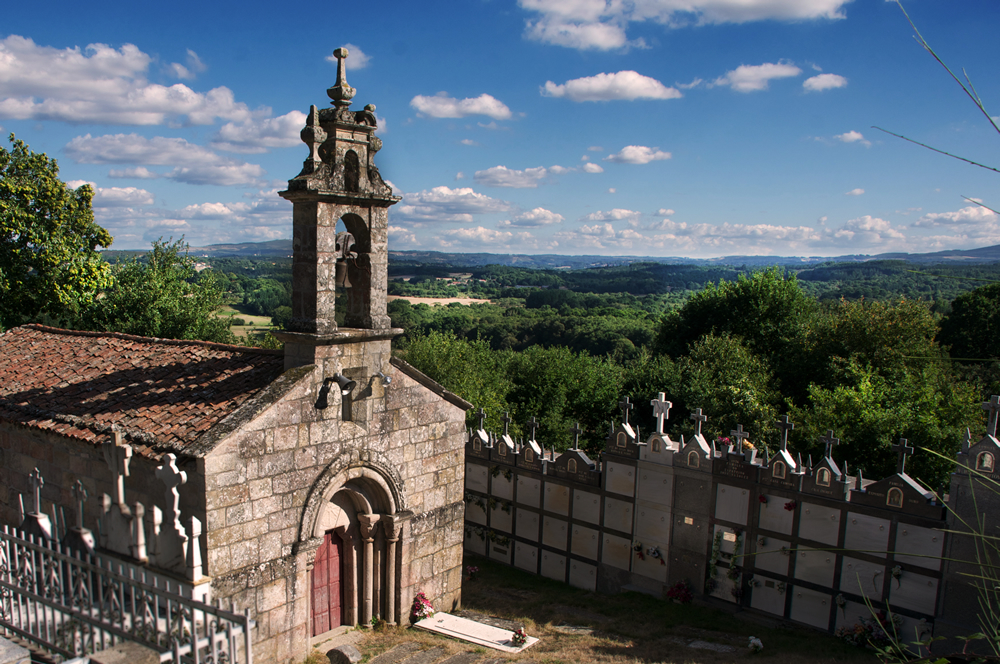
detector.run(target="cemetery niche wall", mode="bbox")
[463,392,1000,648]
[0,49,470,664]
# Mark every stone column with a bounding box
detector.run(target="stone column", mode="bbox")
[357,514,380,625]
[382,514,406,625]
[335,525,358,626]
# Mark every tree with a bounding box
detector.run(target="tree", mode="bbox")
[939,284,1000,360]
[82,238,236,344]
[0,135,113,329]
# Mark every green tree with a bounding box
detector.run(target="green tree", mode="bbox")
[0,135,113,329]
[82,238,236,344]
[939,284,1000,360]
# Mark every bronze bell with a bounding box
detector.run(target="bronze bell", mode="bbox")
[335,260,352,288]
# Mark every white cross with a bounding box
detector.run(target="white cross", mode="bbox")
[156,454,188,525]
[72,480,88,529]
[28,467,44,514]
[102,430,132,506]
[651,393,672,435]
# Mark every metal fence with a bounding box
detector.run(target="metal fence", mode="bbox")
[0,525,253,664]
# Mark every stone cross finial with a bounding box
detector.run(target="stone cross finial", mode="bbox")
[72,480,88,530]
[527,415,539,442]
[102,431,132,506]
[501,411,511,437]
[690,408,707,437]
[327,47,356,105]
[893,438,914,475]
[156,454,188,530]
[730,424,749,452]
[28,467,44,514]
[983,395,1000,438]
[618,397,633,426]
[475,407,487,431]
[820,429,840,458]
[651,393,672,435]
[569,422,583,450]
[776,415,794,451]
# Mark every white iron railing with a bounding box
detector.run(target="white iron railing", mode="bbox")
[0,525,252,664]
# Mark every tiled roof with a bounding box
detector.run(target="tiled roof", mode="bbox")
[0,325,285,457]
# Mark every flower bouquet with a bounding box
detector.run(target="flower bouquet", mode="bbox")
[410,592,435,623]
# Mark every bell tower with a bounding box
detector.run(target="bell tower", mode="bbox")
[278,48,402,370]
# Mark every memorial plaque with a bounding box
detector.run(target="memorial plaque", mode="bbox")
[466,462,489,494]
[637,467,673,507]
[544,483,571,516]
[569,560,598,591]
[709,566,738,603]
[889,572,939,615]
[492,473,514,500]
[672,515,707,552]
[603,497,634,534]
[791,586,832,629]
[540,551,566,582]
[798,502,841,545]
[713,524,739,557]
[465,527,486,555]
[675,475,711,514]
[715,455,755,482]
[793,547,836,587]
[573,489,601,525]
[893,523,944,570]
[514,542,538,573]
[715,484,750,525]
[467,499,487,525]
[602,533,632,571]
[516,508,540,542]
[542,516,568,549]
[517,476,541,508]
[757,495,794,535]
[751,536,791,576]
[490,503,512,533]
[844,512,890,556]
[750,577,786,616]
[633,546,668,582]
[636,506,671,543]
[489,540,511,564]
[606,460,637,496]
[839,556,884,598]
[571,524,600,560]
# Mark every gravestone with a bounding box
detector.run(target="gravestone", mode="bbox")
[514,542,538,572]
[893,523,944,570]
[572,489,601,525]
[889,572,939,614]
[790,585,832,629]
[604,461,636,497]
[797,502,841,545]
[540,551,566,581]
[793,547,837,587]
[569,560,598,591]
[750,578,786,616]
[603,498,633,534]
[714,484,750,525]
[843,512,890,556]
[601,533,632,571]
[571,524,599,560]
[757,495,794,535]
[751,536,791,576]
[542,516,568,549]
[490,503,512,533]
[636,468,673,507]
[839,556,884,598]
[466,464,488,493]
[515,508,539,541]
[544,484,571,516]
[517,477,541,508]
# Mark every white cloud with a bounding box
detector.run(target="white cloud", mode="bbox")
[499,207,565,227]
[845,188,865,196]
[474,165,549,188]
[394,186,511,222]
[915,205,998,228]
[92,186,155,207]
[0,36,254,125]
[410,92,512,120]
[442,226,520,246]
[108,166,160,179]
[656,208,676,217]
[608,187,617,193]
[834,215,904,243]
[712,62,801,92]
[178,202,250,218]
[548,165,572,174]
[65,133,265,186]
[460,138,478,146]
[835,130,871,147]
[542,71,681,101]
[582,162,604,173]
[588,146,603,152]
[210,110,307,153]
[803,73,847,91]
[167,49,207,80]
[519,0,850,50]
[604,145,671,164]
[326,44,371,69]
[581,208,641,222]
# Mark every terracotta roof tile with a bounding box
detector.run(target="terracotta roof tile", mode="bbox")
[0,325,285,456]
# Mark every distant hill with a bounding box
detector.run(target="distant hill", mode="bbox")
[154,240,1000,266]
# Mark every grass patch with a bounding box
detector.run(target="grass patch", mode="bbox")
[359,554,877,663]
[216,305,275,337]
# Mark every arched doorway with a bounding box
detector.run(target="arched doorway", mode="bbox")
[311,530,344,635]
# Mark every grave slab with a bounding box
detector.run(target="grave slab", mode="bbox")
[602,533,632,571]
[893,523,944,570]
[414,612,539,653]
[840,556,884,598]
[792,547,836,587]
[715,484,750,525]
[490,505,512,533]
[750,577,787,616]
[605,461,636,497]
[541,551,566,581]
[465,528,487,555]
[844,512,890,556]
[515,508,540,541]
[466,463,489,494]
[572,490,601,525]
[757,495,794,535]
[568,559,598,591]
[888,572,938,615]
[798,503,841,545]
[514,542,538,572]
[637,467,673,506]
[492,474,514,500]
[790,585,832,630]
[544,484,571,516]
[751,536,790,576]
[635,505,671,543]
[571,524,599,560]
[542,516,568,549]
[517,477,541,508]
[603,497,634,534]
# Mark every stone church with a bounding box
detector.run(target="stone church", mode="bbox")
[0,48,469,664]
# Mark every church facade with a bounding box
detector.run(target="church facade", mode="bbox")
[0,48,469,664]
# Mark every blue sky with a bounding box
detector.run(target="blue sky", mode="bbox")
[3,0,1000,258]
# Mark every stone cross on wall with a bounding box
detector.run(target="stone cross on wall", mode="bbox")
[501,411,511,437]
[72,480,88,530]
[569,422,583,450]
[156,454,188,532]
[893,438,914,475]
[28,467,44,514]
[820,429,840,459]
[475,407,487,431]
[651,393,672,435]
[102,430,132,507]
[690,408,707,437]
[983,395,1000,438]
[618,397,633,426]
[775,415,794,451]
[730,424,749,452]
[526,416,539,442]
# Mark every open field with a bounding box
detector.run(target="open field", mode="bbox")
[356,555,876,664]
[217,305,274,337]
[388,295,492,306]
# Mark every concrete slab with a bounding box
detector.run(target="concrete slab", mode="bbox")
[414,612,539,653]
[0,637,29,664]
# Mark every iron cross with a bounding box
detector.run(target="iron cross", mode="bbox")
[775,415,795,451]
[730,424,749,452]
[651,393,672,435]
[526,415,539,441]
[982,395,1000,438]
[28,467,44,514]
[820,429,840,458]
[569,422,584,450]
[690,408,707,437]
[618,397,633,426]
[475,407,487,431]
[501,411,511,437]
[893,438,914,475]
[71,479,88,530]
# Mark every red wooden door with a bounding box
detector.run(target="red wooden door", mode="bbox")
[311,531,343,635]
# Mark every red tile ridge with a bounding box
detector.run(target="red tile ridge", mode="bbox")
[19,324,284,356]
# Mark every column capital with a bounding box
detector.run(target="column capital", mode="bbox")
[382,511,410,541]
[357,513,381,541]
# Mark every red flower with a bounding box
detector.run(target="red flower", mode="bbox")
[784,500,796,511]
[758,495,767,504]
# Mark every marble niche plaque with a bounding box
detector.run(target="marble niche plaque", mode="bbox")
[572,489,601,525]
[715,484,750,525]
[517,476,541,508]
[844,512,890,556]
[605,461,636,497]
[798,502,841,546]
[544,484,571,516]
